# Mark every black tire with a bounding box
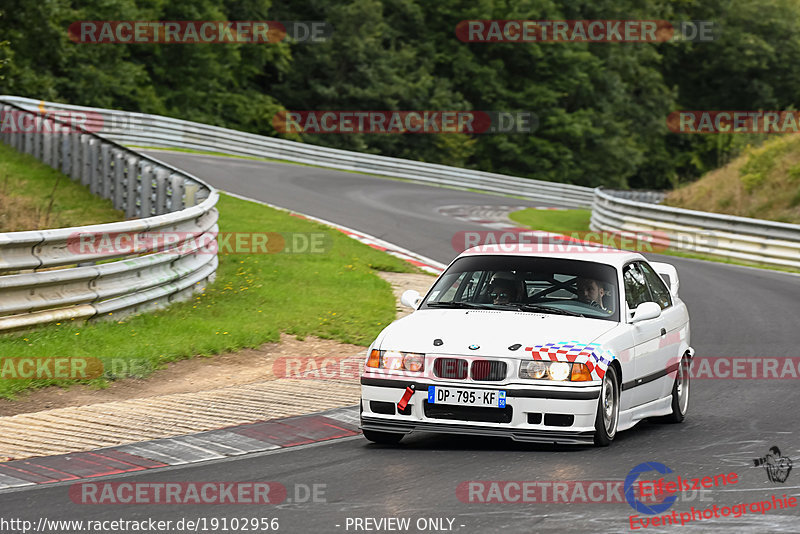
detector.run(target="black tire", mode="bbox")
[363,429,404,445]
[594,365,620,447]
[662,354,690,423]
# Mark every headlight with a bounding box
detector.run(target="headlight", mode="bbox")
[366,349,425,373]
[519,360,593,381]
[521,361,548,379]
[403,353,425,372]
[548,362,571,381]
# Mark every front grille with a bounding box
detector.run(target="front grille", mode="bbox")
[470,360,507,381]
[424,401,513,423]
[434,358,468,380]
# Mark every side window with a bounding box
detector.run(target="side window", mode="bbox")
[623,263,652,310]
[639,262,672,310]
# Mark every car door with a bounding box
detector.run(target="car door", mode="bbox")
[638,261,684,400]
[622,262,664,407]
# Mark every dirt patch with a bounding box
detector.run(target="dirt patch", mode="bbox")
[0,271,435,416]
[0,334,366,417]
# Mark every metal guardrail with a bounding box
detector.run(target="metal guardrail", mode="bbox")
[0,96,597,208]
[603,189,666,204]
[591,188,800,270]
[0,100,219,332]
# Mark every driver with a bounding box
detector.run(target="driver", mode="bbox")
[576,277,608,310]
[488,272,521,305]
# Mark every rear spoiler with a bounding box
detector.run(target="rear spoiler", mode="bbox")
[650,262,679,297]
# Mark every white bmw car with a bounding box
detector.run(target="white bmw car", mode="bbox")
[360,244,693,446]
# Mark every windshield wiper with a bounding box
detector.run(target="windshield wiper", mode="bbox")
[516,304,585,317]
[426,302,493,309]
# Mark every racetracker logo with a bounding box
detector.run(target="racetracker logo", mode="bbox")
[667,356,800,380]
[455,20,715,43]
[452,230,670,254]
[668,111,800,134]
[69,482,288,504]
[0,357,104,380]
[66,231,331,256]
[456,480,711,504]
[68,21,333,44]
[0,108,104,133]
[272,111,536,134]
[273,356,363,381]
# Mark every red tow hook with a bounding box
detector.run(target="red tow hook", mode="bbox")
[397,384,416,412]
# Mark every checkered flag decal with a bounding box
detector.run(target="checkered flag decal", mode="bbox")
[524,341,615,380]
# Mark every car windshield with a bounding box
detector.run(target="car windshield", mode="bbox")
[421,255,620,322]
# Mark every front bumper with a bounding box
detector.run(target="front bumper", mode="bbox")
[360,377,601,445]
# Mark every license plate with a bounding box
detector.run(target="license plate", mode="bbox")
[428,386,506,408]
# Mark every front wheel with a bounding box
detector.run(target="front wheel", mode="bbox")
[363,429,404,445]
[662,354,690,423]
[593,365,620,447]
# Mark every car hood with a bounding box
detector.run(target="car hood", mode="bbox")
[378,309,620,358]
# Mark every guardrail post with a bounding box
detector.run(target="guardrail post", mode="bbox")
[23,126,33,155]
[70,132,82,181]
[112,148,125,210]
[100,143,112,199]
[31,117,42,160]
[139,163,153,217]
[125,155,140,218]
[42,118,54,167]
[184,183,198,207]
[154,167,169,215]
[0,105,8,145]
[169,173,185,211]
[60,128,71,175]
[89,139,102,195]
[82,136,94,187]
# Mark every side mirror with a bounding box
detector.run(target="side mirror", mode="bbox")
[400,290,422,310]
[630,301,661,323]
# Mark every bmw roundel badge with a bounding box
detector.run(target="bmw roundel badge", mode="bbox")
[469,344,480,350]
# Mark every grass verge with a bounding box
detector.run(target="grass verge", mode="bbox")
[509,208,799,274]
[0,142,123,231]
[0,193,416,399]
